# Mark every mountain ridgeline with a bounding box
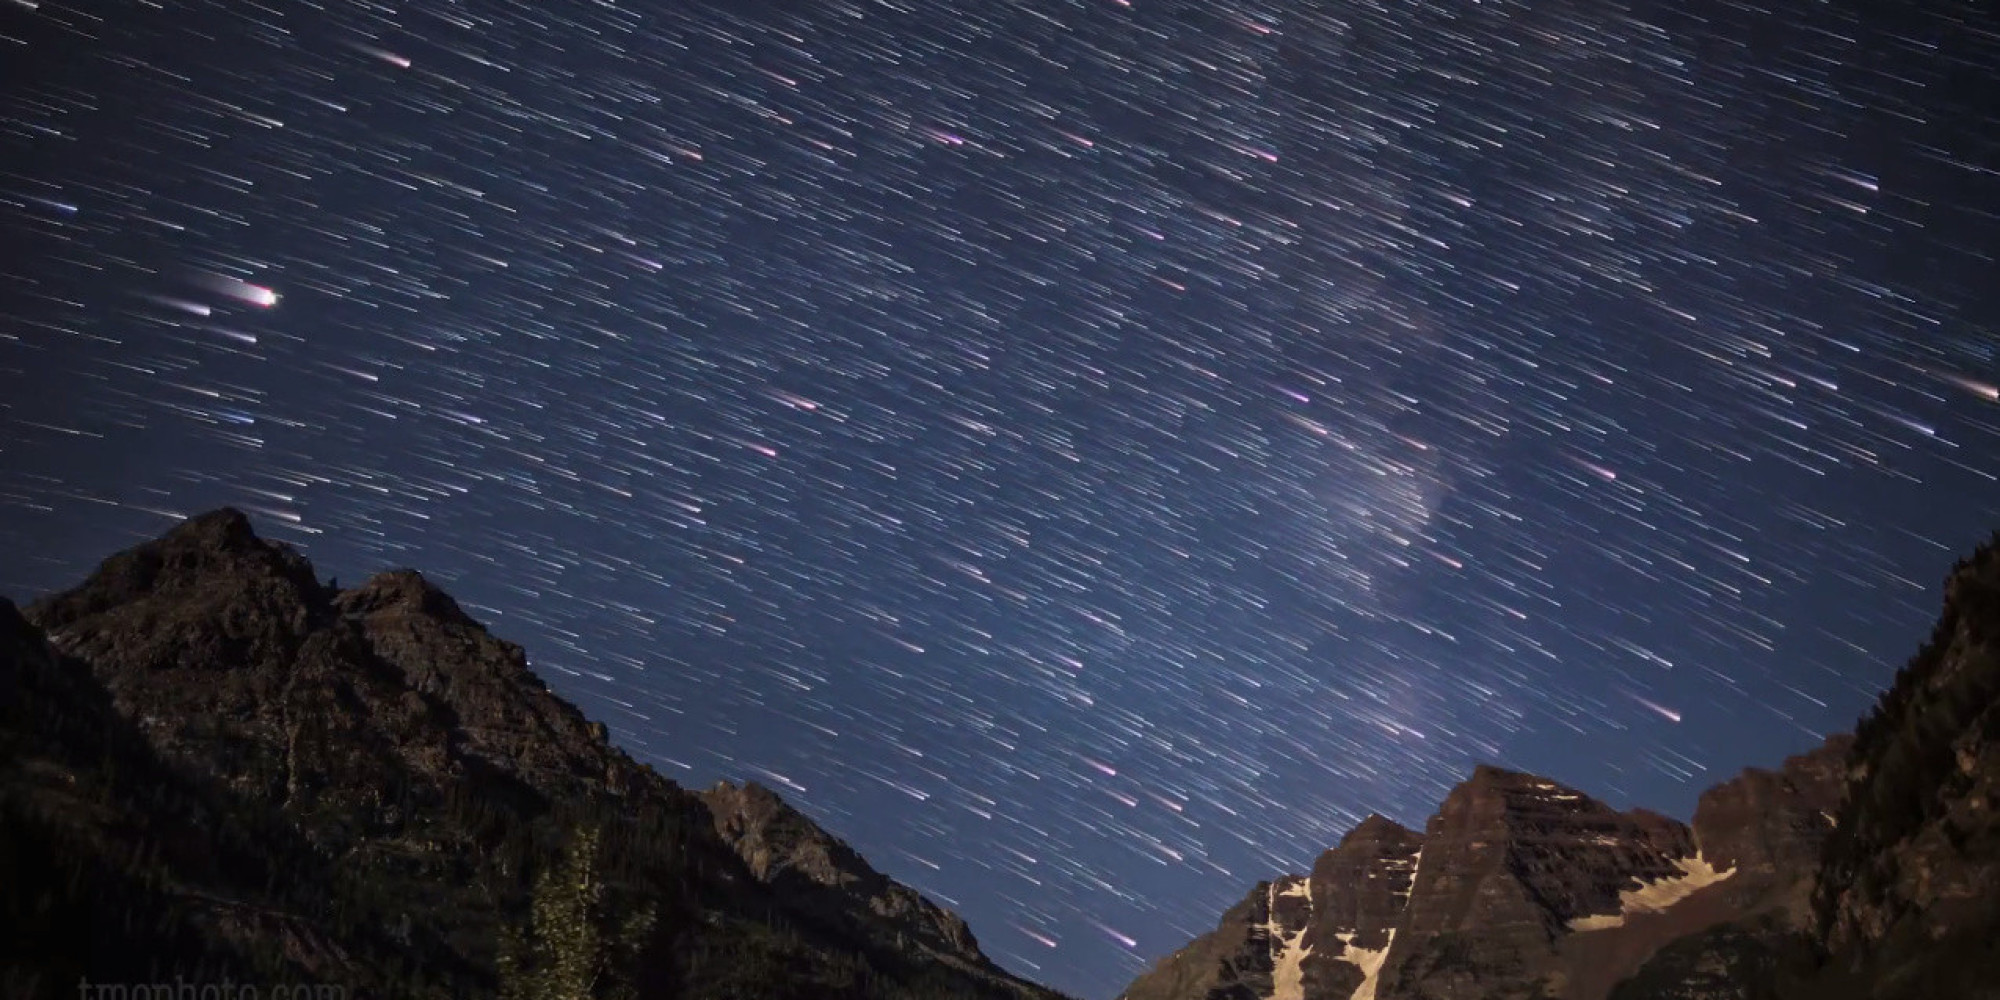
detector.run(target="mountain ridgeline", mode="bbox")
[1119,534,2000,1000]
[0,509,1069,1000]
[4,511,1998,1000]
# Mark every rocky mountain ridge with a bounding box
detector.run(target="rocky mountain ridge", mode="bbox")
[1121,535,2000,1000]
[1,508,1069,1000]
[8,509,1998,1000]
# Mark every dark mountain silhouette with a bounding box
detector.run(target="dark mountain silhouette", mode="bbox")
[1122,535,2000,1000]
[9,509,2000,1000]
[0,508,1070,1000]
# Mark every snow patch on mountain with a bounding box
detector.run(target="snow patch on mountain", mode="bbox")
[1338,929,1396,1000]
[1267,877,1313,1000]
[1568,854,1734,932]
[1395,848,1422,899]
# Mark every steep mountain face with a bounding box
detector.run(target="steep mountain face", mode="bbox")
[1116,874,1293,1000]
[1117,728,1852,1000]
[700,780,986,963]
[1118,815,1424,1000]
[1123,535,2000,1000]
[1297,815,1423,999]
[1,591,413,997]
[1693,737,1850,885]
[2,509,1067,1000]
[1588,738,1847,1000]
[1613,541,2000,1000]
[1381,768,1701,1000]
[1806,540,2000,997]
[1119,767,1745,1000]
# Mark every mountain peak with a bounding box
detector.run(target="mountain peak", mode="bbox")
[1127,533,2000,1000]
[164,505,258,546]
[336,568,476,626]
[699,778,991,965]
[1339,812,1418,848]
[7,510,1065,999]
[27,508,323,636]
[1461,761,1563,790]
[710,777,786,806]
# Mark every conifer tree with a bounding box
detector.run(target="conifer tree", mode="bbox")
[499,826,656,1000]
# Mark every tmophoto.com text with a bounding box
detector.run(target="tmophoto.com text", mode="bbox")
[75,977,348,1000]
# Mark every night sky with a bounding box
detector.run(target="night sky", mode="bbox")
[2,0,1996,995]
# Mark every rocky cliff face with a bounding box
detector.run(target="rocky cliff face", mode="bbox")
[1590,738,1848,1000]
[1611,540,2000,1000]
[1298,815,1423,999]
[1,590,408,997]
[1116,877,1288,1000]
[1118,732,1854,1000]
[700,779,986,963]
[3,509,1068,1000]
[1124,536,2000,1000]
[1693,737,1850,883]
[1806,539,2000,998]
[1120,817,1422,1000]
[1380,768,1706,1000]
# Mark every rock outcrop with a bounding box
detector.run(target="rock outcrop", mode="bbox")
[1381,768,1703,1000]
[2,509,1069,1000]
[1806,539,2000,997]
[1117,766,1757,1000]
[1119,814,1425,1000]
[700,779,987,963]
[1298,815,1423,999]
[1123,535,2000,1000]
[1583,738,1848,1000]
[1117,877,1289,1000]
[15,511,2000,1000]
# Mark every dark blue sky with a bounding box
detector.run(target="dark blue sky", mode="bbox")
[1,0,1995,996]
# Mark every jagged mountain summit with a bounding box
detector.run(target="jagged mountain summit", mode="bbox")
[8,510,2000,1000]
[0,508,1070,1000]
[1118,747,1841,1000]
[1121,535,2000,1000]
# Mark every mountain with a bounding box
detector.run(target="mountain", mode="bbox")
[0,508,1070,1000]
[1118,755,1834,1000]
[1121,534,2000,1000]
[699,780,989,968]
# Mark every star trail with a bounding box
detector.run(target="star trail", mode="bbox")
[1,0,1996,996]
